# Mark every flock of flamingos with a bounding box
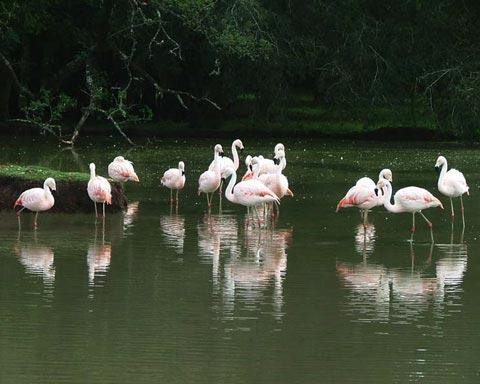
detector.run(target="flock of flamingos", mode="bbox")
[12,139,469,242]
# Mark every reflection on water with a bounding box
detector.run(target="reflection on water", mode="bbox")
[15,240,55,286]
[87,226,112,286]
[337,242,468,324]
[123,201,139,234]
[354,223,376,257]
[160,214,186,254]
[197,214,291,323]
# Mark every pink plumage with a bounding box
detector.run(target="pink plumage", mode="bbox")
[108,156,139,183]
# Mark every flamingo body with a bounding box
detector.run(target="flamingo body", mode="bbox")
[161,162,186,190]
[208,139,244,178]
[436,156,469,198]
[14,178,56,228]
[336,186,378,212]
[87,163,111,217]
[108,156,139,182]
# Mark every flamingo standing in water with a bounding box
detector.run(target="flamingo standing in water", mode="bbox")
[376,179,443,242]
[336,185,381,227]
[223,167,280,226]
[435,155,469,226]
[108,156,139,182]
[161,161,186,205]
[246,143,286,179]
[198,144,224,209]
[337,169,393,225]
[87,163,112,218]
[209,139,244,198]
[14,177,56,229]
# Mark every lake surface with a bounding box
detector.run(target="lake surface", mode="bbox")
[1,136,479,383]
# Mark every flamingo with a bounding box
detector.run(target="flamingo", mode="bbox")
[14,177,56,229]
[209,139,244,197]
[254,143,286,176]
[376,179,443,242]
[435,155,469,226]
[161,161,186,205]
[108,156,139,183]
[87,163,112,218]
[198,144,224,209]
[223,167,280,226]
[241,155,253,181]
[336,185,380,227]
[259,150,293,199]
[356,168,392,192]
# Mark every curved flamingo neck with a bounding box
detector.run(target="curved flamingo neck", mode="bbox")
[225,170,237,204]
[213,150,221,176]
[438,160,448,186]
[382,181,402,213]
[277,157,286,175]
[231,142,239,171]
[43,181,52,196]
[90,166,96,180]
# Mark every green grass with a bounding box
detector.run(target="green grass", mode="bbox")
[0,165,89,182]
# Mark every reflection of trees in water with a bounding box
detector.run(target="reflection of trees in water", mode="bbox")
[197,214,291,321]
[337,242,468,323]
[160,214,186,254]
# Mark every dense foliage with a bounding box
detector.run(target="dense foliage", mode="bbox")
[1,0,480,143]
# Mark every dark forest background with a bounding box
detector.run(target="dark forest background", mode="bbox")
[1,0,480,144]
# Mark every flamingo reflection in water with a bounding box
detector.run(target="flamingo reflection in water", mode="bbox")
[160,213,186,255]
[197,214,239,282]
[337,238,468,323]
[15,236,55,286]
[87,224,112,286]
[222,228,291,320]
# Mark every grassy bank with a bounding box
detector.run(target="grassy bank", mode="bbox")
[0,165,127,213]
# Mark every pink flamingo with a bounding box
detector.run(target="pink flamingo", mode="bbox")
[223,167,280,226]
[336,185,380,227]
[259,150,293,199]
[377,179,443,242]
[435,155,469,226]
[161,161,186,204]
[198,144,224,209]
[87,163,112,218]
[14,177,56,229]
[108,156,139,183]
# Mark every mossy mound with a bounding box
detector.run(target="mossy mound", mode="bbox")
[0,165,128,213]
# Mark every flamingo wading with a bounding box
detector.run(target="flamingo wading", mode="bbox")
[376,179,443,242]
[87,163,112,218]
[435,155,469,226]
[14,177,56,229]
[161,161,186,205]
[198,144,224,209]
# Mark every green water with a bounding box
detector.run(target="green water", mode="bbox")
[0,137,479,383]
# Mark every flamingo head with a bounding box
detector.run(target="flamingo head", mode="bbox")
[375,179,390,196]
[214,144,224,157]
[114,156,125,162]
[178,161,185,175]
[245,155,252,167]
[274,143,285,154]
[233,139,244,151]
[45,177,56,191]
[380,168,393,182]
[89,163,96,173]
[274,149,285,165]
[435,156,446,173]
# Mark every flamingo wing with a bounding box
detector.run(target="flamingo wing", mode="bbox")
[444,169,469,195]
[336,186,377,212]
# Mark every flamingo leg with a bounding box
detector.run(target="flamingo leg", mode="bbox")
[419,212,434,243]
[176,189,179,206]
[94,202,98,218]
[102,202,106,218]
[33,212,39,229]
[253,206,262,228]
[410,212,416,242]
[450,197,454,220]
[170,189,173,204]
[363,209,368,228]
[460,195,465,228]
[16,207,25,230]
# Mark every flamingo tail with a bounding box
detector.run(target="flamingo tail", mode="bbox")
[336,196,353,212]
[13,197,22,209]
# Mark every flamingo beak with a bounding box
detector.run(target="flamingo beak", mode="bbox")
[273,157,280,165]
[219,151,225,157]
[435,166,440,175]
[374,188,379,196]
